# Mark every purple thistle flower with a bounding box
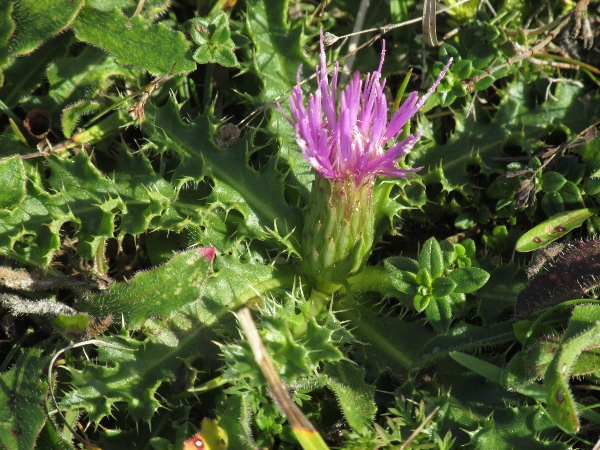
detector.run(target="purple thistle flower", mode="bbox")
[280,30,452,184]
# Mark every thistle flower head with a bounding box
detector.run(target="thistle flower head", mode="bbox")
[280,30,452,184]
[281,31,452,287]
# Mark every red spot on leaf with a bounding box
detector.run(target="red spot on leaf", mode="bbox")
[197,247,216,262]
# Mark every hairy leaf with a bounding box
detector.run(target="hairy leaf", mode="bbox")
[77,247,216,329]
[544,305,600,433]
[0,348,48,450]
[324,361,376,434]
[72,3,195,75]
[3,0,84,58]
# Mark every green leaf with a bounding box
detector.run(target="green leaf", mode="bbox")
[213,48,237,68]
[425,296,453,333]
[418,321,515,367]
[439,240,456,267]
[387,269,419,295]
[541,171,566,192]
[1,0,84,58]
[72,4,195,75]
[431,277,456,297]
[77,247,216,329]
[414,294,432,312]
[448,267,490,293]
[145,100,303,246]
[416,268,432,287]
[190,12,238,68]
[544,305,600,433]
[324,361,376,434]
[558,181,582,204]
[0,156,26,209]
[384,256,420,273]
[0,348,48,449]
[419,238,444,278]
[515,208,596,252]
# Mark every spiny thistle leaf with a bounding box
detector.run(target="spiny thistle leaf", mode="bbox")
[72,3,195,76]
[413,82,600,195]
[324,361,376,434]
[0,150,178,266]
[145,100,304,246]
[77,247,216,329]
[466,405,569,449]
[0,348,48,449]
[220,295,351,385]
[244,0,313,191]
[63,256,294,426]
[62,334,176,423]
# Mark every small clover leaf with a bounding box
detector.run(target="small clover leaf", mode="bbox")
[190,12,238,68]
[448,267,490,293]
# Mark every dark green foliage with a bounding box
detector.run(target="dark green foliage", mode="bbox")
[0,348,48,449]
[1,0,600,448]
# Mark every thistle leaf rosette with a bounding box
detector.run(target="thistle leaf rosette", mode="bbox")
[280,31,451,286]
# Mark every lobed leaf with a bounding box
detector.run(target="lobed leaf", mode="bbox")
[145,100,303,246]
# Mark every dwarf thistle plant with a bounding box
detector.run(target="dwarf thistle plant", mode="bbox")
[280,31,451,289]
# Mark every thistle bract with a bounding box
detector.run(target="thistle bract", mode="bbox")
[281,31,451,285]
